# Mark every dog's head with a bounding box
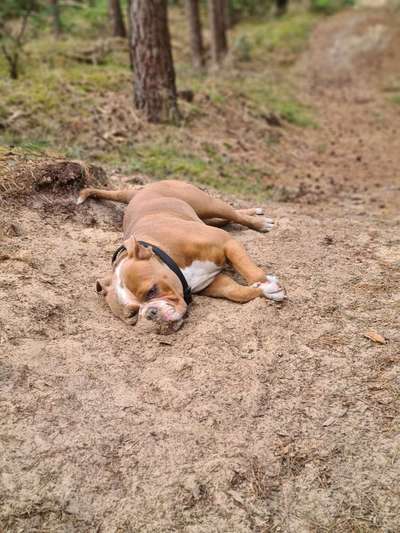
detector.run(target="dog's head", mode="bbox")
[96,237,187,333]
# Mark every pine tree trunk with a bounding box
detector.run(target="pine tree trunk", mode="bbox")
[127,0,134,69]
[185,0,204,69]
[223,0,232,29]
[208,0,228,66]
[50,0,62,37]
[276,0,288,16]
[109,0,127,38]
[10,55,19,80]
[130,0,180,123]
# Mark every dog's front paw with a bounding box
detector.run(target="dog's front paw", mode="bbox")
[253,275,286,302]
[254,217,275,233]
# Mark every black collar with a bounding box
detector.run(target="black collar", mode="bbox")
[111,241,192,306]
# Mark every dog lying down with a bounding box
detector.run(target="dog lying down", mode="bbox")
[77,179,286,334]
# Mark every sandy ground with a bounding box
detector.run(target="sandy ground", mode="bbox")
[1,8,400,533]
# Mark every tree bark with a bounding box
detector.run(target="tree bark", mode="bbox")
[223,0,232,29]
[185,0,204,69]
[50,0,62,37]
[109,0,127,38]
[208,0,228,66]
[127,0,134,69]
[276,0,289,16]
[130,0,180,123]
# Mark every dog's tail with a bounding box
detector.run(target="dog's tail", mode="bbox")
[77,186,141,205]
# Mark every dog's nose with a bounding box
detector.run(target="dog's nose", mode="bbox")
[145,307,158,320]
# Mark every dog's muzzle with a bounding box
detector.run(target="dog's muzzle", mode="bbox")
[140,299,185,333]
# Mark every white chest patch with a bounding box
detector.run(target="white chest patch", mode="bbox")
[182,260,222,293]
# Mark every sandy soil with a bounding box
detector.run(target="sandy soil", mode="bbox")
[1,8,400,533]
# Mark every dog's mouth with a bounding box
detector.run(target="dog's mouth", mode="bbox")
[139,299,185,334]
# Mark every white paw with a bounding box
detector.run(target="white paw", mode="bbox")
[255,208,264,215]
[258,217,275,232]
[76,196,85,205]
[253,275,286,302]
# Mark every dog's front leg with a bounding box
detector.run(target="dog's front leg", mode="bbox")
[224,239,286,302]
[200,274,262,302]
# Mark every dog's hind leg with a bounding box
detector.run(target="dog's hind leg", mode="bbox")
[77,187,142,205]
[204,208,266,227]
[153,182,272,232]
[199,199,274,233]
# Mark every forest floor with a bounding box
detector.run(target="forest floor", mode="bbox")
[1,5,400,533]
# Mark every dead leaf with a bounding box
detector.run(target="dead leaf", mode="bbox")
[363,331,386,344]
[323,417,335,427]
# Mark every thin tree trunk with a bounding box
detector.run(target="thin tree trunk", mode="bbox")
[276,0,288,16]
[208,0,228,66]
[109,0,127,38]
[50,0,62,37]
[223,0,232,29]
[10,58,19,80]
[130,0,180,123]
[1,1,34,80]
[185,0,204,69]
[127,0,134,69]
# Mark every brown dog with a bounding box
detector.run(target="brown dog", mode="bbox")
[78,180,286,333]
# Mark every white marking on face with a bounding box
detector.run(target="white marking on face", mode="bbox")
[182,260,222,293]
[115,258,135,306]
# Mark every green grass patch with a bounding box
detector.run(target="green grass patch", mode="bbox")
[95,142,275,200]
[59,0,129,37]
[228,77,317,127]
[390,94,400,105]
[234,12,318,59]
[310,0,354,15]
[248,87,316,127]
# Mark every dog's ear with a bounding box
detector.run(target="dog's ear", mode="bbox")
[96,275,111,296]
[125,236,153,261]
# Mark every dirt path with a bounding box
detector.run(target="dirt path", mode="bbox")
[1,8,400,533]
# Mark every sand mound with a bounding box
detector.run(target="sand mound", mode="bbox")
[0,147,107,203]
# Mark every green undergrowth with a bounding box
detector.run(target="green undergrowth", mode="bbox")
[234,77,316,127]
[390,94,400,105]
[99,142,275,199]
[232,12,318,59]
[310,0,354,15]
[0,4,320,199]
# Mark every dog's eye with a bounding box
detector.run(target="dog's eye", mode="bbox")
[146,285,158,300]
